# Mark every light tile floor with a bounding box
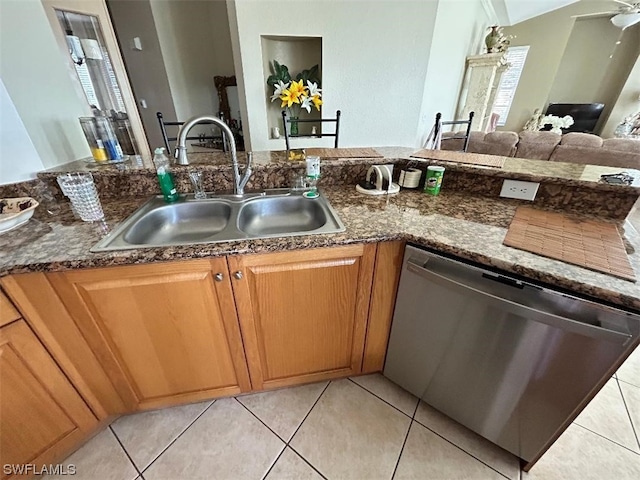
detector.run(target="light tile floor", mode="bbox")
[45,348,640,480]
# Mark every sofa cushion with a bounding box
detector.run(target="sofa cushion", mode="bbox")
[603,138,640,154]
[470,131,518,156]
[550,145,640,169]
[515,131,561,160]
[441,131,517,156]
[560,132,603,148]
[441,131,481,152]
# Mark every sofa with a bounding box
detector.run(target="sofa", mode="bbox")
[441,131,640,169]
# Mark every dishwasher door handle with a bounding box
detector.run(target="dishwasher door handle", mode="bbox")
[406,258,632,344]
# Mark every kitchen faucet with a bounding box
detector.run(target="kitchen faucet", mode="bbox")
[175,115,252,195]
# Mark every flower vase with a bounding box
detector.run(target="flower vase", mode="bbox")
[290,116,299,136]
[485,26,500,53]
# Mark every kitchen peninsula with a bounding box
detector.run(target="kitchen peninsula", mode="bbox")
[1,147,639,477]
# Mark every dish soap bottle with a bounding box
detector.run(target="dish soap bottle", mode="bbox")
[153,147,179,203]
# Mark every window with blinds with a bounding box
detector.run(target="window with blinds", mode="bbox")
[493,46,530,126]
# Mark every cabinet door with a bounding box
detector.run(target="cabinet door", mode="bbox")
[229,244,377,390]
[0,290,20,328]
[48,259,251,411]
[0,321,97,479]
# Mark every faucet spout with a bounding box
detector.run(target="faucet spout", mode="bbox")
[238,152,253,194]
[175,115,251,195]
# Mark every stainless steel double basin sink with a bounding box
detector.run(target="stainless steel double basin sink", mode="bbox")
[91,190,345,252]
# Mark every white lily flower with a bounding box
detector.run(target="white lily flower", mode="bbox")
[300,95,312,113]
[270,80,290,102]
[307,81,322,98]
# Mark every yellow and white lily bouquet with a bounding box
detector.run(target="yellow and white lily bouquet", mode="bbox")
[267,61,322,134]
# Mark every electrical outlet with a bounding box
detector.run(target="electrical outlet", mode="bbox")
[500,179,539,201]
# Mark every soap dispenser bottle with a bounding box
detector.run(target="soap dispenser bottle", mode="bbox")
[153,147,179,203]
[303,155,320,199]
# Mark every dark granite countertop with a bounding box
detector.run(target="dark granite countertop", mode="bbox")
[1,186,639,312]
[42,147,640,193]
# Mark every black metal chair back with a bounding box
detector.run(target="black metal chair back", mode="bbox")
[281,110,341,150]
[156,112,227,154]
[435,111,475,152]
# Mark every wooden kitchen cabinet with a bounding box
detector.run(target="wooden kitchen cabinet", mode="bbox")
[0,319,98,479]
[47,258,252,411]
[228,244,377,390]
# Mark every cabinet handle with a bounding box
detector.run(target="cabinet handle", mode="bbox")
[214,273,224,282]
[233,271,243,280]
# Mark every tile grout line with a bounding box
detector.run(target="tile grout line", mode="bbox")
[286,380,332,445]
[617,377,640,389]
[278,382,332,479]
[286,445,329,480]
[259,443,287,480]
[236,381,331,480]
[347,377,417,420]
[411,396,420,419]
[351,379,513,479]
[133,399,217,476]
[108,425,143,479]
[235,397,288,444]
[233,381,331,480]
[412,416,513,479]
[390,420,413,480]
[616,377,640,452]
[572,422,640,457]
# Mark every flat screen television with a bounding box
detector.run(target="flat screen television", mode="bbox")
[543,103,605,134]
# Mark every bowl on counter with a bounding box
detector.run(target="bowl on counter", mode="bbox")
[0,197,39,234]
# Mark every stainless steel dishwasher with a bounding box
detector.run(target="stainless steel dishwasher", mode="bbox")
[384,245,640,470]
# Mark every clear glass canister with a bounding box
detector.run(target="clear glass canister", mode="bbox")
[110,112,139,156]
[79,117,108,162]
[94,115,124,161]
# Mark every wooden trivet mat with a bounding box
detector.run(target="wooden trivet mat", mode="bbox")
[305,147,383,158]
[504,207,635,281]
[411,149,506,168]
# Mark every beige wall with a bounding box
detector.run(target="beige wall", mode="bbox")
[501,0,616,131]
[547,17,639,134]
[596,27,640,134]
[0,79,45,184]
[231,0,444,151]
[601,44,640,138]
[108,0,177,150]
[548,17,619,103]
[150,0,234,122]
[0,0,91,169]
[417,0,491,145]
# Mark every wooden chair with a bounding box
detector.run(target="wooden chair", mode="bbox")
[281,110,341,150]
[428,111,475,151]
[156,112,227,154]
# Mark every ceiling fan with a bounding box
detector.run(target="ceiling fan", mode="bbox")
[572,0,640,29]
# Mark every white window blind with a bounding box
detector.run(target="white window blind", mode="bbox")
[493,46,530,126]
[74,63,100,108]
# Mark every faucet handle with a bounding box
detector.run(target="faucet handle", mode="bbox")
[246,151,253,168]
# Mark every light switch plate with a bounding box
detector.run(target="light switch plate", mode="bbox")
[500,179,539,201]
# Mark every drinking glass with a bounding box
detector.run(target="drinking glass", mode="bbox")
[290,173,308,192]
[56,172,104,222]
[188,170,207,199]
